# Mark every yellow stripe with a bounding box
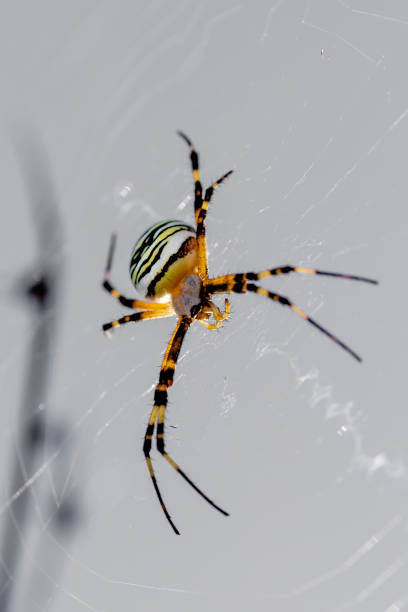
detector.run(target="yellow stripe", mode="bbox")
[146,457,155,477]
[164,453,179,470]
[137,226,187,279]
[148,405,159,425]
[295,267,316,274]
[197,233,208,278]
[112,289,120,298]
[257,288,269,297]
[158,406,165,425]
[112,321,120,327]
[291,305,307,318]
[193,169,199,181]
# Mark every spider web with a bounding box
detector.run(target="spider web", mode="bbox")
[0,1,407,611]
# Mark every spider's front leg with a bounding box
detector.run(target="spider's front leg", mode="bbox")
[144,315,229,534]
[177,131,203,222]
[196,174,233,279]
[177,130,233,279]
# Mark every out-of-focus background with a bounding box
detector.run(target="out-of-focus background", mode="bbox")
[1,2,407,611]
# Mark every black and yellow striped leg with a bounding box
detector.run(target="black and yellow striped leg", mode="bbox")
[143,404,176,529]
[144,316,229,534]
[206,277,363,362]
[102,307,174,333]
[198,172,234,229]
[245,266,378,285]
[102,233,164,310]
[177,131,203,222]
[196,171,233,278]
[144,316,189,534]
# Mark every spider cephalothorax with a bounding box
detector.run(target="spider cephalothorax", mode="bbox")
[102,131,377,534]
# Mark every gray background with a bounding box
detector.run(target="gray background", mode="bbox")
[1,1,407,611]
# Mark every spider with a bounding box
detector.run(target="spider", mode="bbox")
[102,132,378,534]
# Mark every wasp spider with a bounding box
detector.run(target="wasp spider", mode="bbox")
[102,132,378,534]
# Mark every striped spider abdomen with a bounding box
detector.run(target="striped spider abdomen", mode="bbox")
[129,220,198,300]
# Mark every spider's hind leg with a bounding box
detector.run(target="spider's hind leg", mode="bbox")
[144,315,229,534]
[102,233,168,310]
[102,306,174,334]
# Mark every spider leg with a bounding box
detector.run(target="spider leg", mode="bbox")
[177,131,203,223]
[241,266,378,285]
[102,306,174,333]
[102,233,164,309]
[144,315,229,534]
[196,172,233,278]
[206,276,364,362]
